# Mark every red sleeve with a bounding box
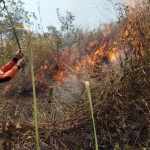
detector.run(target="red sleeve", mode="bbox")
[0,60,16,73]
[0,66,19,83]
[2,66,19,78]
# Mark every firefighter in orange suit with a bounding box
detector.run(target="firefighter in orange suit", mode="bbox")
[0,50,25,83]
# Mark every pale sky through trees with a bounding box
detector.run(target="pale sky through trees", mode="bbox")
[22,0,131,32]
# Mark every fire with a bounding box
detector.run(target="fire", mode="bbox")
[90,44,106,64]
[75,66,80,72]
[43,64,48,70]
[109,52,116,62]
[89,43,117,65]
[34,39,118,88]
[40,63,48,70]
[109,47,117,63]
[55,69,64,85]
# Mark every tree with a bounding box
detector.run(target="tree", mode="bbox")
[47,25,62,62]
[56,8,75,48]
[0,0,36,40]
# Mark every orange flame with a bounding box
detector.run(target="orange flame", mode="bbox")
[109,47,117,63]
[90,43,106,64]
[75,66,80,72]
[55,69,64,85]
[35,39,118,87]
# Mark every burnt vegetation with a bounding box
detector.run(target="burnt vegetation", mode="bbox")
[0,0,150,149]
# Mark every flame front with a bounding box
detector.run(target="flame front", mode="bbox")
[90,43,107,65]
[53,41,118,85]
[109,52,116,62]
[89,42,117,66]
[109,48,117,63]
[34,39,118,87]
[55,69,64,85]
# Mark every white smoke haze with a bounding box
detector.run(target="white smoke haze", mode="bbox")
[125,0,144,8]
[52,0,147,103]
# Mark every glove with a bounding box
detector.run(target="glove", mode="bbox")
[15,50,24,60]
[16,58,26,69]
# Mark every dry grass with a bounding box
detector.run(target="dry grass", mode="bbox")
[0,1,150,149]
[0,56,149,150]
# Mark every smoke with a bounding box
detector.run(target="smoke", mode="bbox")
[125,0,144,8]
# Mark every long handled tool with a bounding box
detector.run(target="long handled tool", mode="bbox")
[0,0,22,51]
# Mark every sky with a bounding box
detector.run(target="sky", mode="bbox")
[22,0,125,32]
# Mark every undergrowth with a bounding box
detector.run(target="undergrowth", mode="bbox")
[0,0,150,149]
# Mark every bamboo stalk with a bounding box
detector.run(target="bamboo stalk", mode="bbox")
[25,25,41,150]
[84,81,98,150]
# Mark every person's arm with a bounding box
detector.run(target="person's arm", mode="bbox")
[0,57,18,73]
[0,65,19,83]
[0,50,24,73]
[0,50,25,83]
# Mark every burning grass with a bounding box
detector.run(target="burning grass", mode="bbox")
[0,1,150,149]
[0,57,149,149]
[0,2,150,148]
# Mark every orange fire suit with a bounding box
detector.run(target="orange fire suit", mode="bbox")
[0,57,20,83]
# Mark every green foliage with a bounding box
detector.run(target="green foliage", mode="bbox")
[47,25,62,54]
[0,0,36,40]
[56,8,75,48]
[57,8,75,33]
